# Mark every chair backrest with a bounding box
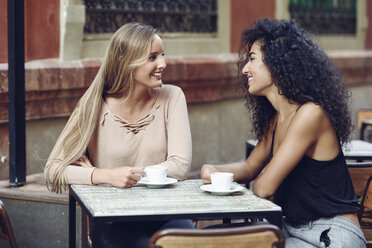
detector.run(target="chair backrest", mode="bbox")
[346,162,372,196]
[358,109,372,128]
[148,224,285,248]
[360,176,372,213]
[358,109,372,140]
[0,200,17,248]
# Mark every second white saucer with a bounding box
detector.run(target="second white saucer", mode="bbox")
[200,183,245,196]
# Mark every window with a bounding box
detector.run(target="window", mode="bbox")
[288,0,357,34]
[83,0,217,34]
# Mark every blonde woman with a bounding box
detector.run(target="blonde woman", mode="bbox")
[45,23,194,247]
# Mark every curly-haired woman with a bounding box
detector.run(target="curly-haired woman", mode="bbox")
[201,18,366,247]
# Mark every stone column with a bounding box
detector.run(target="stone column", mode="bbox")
[60,0,85,60]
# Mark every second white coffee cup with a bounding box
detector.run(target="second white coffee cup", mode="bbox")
[145,166,168,183]
[210,172,234,191]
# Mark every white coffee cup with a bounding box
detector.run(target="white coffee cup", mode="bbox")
[145,166,168,183]
[210,172,234,191]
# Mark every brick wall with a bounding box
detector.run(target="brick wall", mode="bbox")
[0,54,241,123]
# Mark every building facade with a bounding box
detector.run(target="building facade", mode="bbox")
[0,0,371,178]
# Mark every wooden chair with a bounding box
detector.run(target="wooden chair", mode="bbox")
[358,175,372,246]
[347,162,372,197]
[0,200,17,248]
[347,162,372,245]
[147,224,285,248]
[358,108,372,141]
[359,176,372,227]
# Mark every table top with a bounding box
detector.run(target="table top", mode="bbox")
[70,180,281,219]
[362,119,372,125]
[344,140,372,158]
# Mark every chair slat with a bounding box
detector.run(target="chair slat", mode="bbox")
[364,177,372,210]
[148,224,285,248]
[358,109,372,129]
[348,166,372,196]
[156,232,278,248]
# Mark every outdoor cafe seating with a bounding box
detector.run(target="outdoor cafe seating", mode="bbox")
[70,179,282,248]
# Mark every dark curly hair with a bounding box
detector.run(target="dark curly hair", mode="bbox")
[238,18,352,145]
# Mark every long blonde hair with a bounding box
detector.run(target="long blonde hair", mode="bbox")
[46,23,157,193]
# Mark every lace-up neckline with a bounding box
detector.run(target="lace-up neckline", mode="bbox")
[101,96,160,134]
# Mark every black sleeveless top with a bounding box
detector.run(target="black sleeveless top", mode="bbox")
[269,126,359,222]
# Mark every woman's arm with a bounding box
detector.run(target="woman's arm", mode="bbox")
[47,147,145,188]
[252,103,339,198]
[45,119,145,189]
[151,86,192,180]
[44,116,96,189]
[201,124,274,184]
[91,166,144,188]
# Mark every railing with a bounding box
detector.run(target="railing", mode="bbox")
[82,0,217,34]
[288,0,357,34]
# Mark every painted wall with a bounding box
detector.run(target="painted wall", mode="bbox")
[0,0,7,62]
[2,0,372,63]
[0,0,60,63]
[230,0,276,53]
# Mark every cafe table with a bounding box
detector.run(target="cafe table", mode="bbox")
[69,179,282,248]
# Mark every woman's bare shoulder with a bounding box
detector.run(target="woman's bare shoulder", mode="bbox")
[296,102,328,122]
[291,102,333,137]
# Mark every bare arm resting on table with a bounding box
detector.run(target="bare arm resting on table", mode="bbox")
[201,132,272,184]
[201,103,339,199]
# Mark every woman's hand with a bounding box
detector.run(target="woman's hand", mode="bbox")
[92,167,145,188]
[200,164,218,184]
[109,167,145,188]
[72,155,94,168]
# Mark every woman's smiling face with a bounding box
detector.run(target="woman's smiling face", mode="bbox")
[241,41,273,96]
[133,34,167,89]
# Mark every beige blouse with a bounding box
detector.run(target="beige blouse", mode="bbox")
[46,84,192,185]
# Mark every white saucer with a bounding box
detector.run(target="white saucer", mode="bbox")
[200,183,245,196]
[138,177,178,188]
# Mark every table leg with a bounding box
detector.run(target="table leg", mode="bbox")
[222,218,231,224]
[361,122,367,140]
[69,192,76,248]
[91,218,102,248]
